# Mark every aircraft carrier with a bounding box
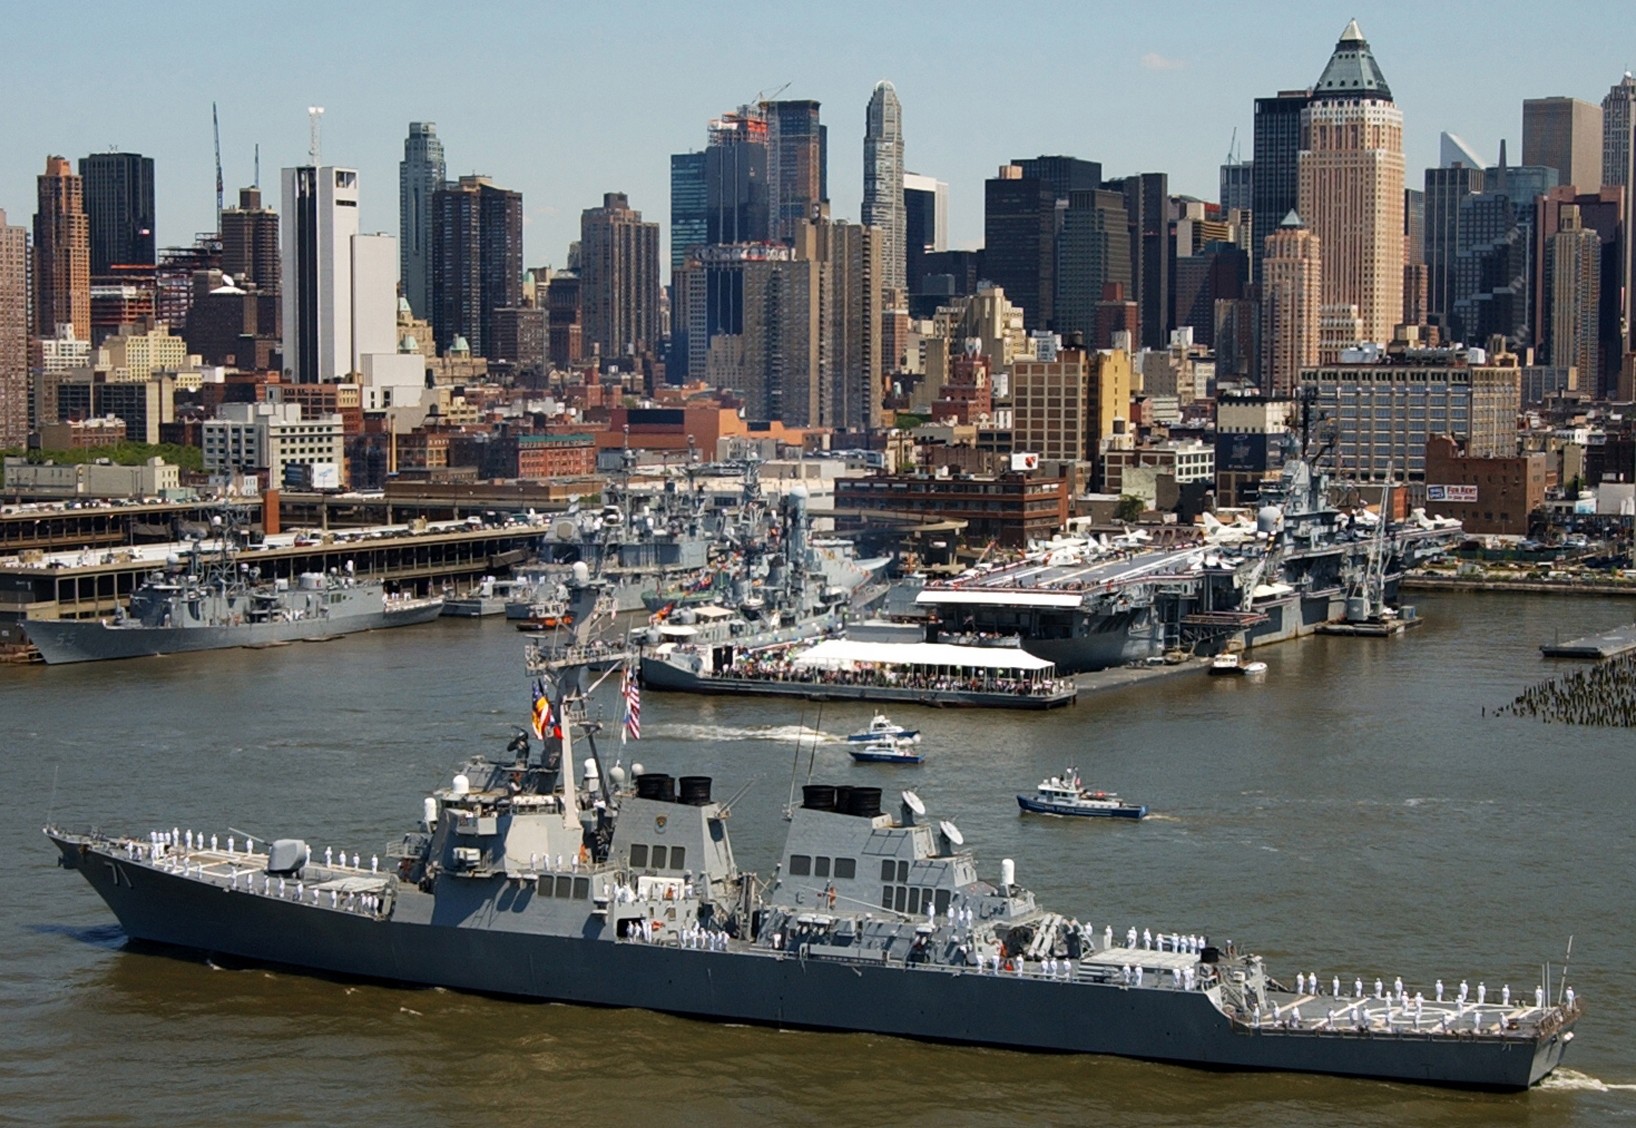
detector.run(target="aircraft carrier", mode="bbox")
[913,459,1463,672]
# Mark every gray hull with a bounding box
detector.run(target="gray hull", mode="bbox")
[51,835,1572,1090]
[25,599,444,664]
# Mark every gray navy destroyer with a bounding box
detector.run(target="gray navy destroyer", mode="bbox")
[48,661,1580,1090]
[24,519,444,664]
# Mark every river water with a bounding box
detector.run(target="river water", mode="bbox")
[2,592,1633,1127]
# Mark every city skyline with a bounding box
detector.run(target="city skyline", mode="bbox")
[3,3,1632,273]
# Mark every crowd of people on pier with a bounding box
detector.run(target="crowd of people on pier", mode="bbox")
[1496,652,1636,727]
[711,647,1070,699]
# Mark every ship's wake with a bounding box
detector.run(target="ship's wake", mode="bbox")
[645,723,841,744]
[1540,1069,1636,1092]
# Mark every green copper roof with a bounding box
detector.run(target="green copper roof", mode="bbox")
[1313,19,1393,101]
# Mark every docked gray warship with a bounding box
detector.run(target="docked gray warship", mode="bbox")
[913,452,1463,673]
[24,520,444,664]
[48,665,1579,1089]
[639,480,886,692]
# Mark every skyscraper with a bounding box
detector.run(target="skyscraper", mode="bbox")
[1297,20,1404,346]
[1108,172,1170,349]
[1602,74,1636,189]
[863,81,905,294]
[902,172,947,293]
[1220,156,1253,215]
[282,165,395,382]
[1261,211,1322,397]
[815,219,883,431]
[706,106,770,249]
[1452,155,1555,348]
[34,156,91,340]
[1251,89,1311,285]
[399,122,446,319]
[1424,150,1484,336]
[0,209,26,447]
[79,152,155,277]
[672,245,819,423]
[1522,97,1603,189]
[220,186,280,291]
[579,192,661,363]
[669,152,708,272]
[1549,205,1601,380]
[1533,186,1626,395]
[431,176,523,359]
[1016,156,1102,200]
[1602,73,1636,365]
[984,165,1056,331]
[1053,189,1130,344]
[765,99,826,242]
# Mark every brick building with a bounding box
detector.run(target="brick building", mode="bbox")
[834,470,1069,548]
[517,432,596,479]
[1422,434,1547,535]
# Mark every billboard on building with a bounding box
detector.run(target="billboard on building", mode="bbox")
[284,462,341,491]
[1426,484,1477,503]
[1215,432,1269,473]
[1010,452,1040,471]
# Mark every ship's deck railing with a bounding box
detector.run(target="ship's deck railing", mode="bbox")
[1223,991,1578,1040]
[91,832,397,921]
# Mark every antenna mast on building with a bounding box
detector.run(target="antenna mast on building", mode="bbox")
[253,143,260,190]
[212,102,224,217]
[308,106,325,166]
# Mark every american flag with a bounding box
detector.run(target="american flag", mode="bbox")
[621,665,641,744]
[530,677,557,741]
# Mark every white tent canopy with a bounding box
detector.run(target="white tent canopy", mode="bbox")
[790,639,1055,673]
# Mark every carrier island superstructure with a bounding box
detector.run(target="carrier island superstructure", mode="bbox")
[913,459,1463,672]
[49,659,1577,1090]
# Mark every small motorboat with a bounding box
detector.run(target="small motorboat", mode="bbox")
[1017,769,1146,819]
[848,737,925,765]
[845,713,921,744]
[1209,652,1267,677]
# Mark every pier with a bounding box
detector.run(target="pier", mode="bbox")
[1495,652,1636,727]
[0,519,553,650]
[1540,622,1636,660]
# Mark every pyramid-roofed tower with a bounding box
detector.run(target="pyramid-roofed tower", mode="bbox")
[1313,19,1393,101]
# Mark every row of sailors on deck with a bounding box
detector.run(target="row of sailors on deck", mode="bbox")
[1293,973,1545,1011]
[530,853,583,872]
[1119,964,1206,989]
[973,954,1077,978]
[1128,927,1208,954]
[607,880,697,903]
[218,871,385,914]
[145,831,385,877]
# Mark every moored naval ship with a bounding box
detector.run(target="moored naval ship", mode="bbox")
[638,485,878,692]
[913,453,1463,673]
[48,665,1579,1089]
[23,522,444,664]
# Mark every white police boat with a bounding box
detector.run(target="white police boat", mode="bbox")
[1017,769,1146,819]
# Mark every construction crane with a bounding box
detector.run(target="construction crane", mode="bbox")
[756,81,791,106]
[212,102,224,217]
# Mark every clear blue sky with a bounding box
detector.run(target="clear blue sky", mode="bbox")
[2,1,1632,269]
